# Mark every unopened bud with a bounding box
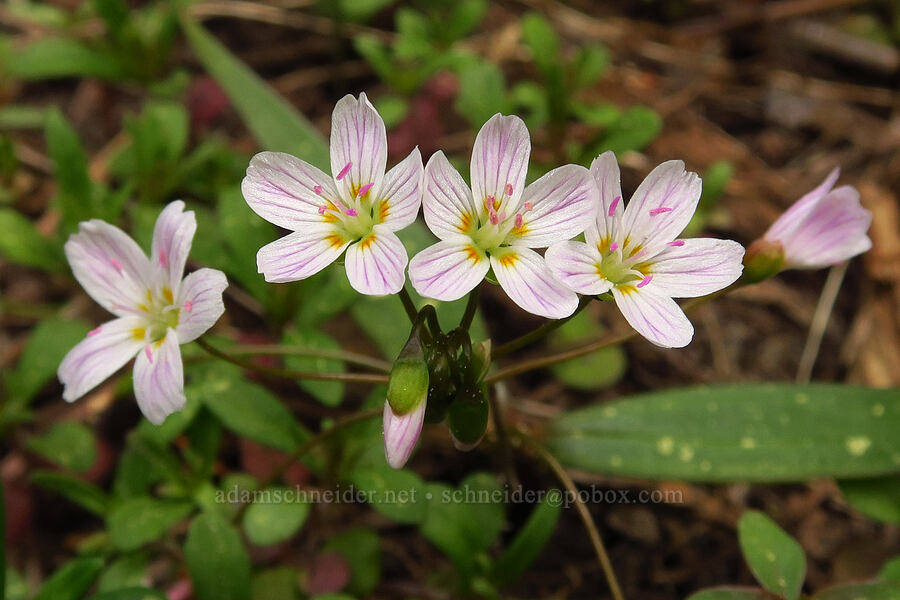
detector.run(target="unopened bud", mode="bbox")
[448,384,489,452]
[742,238,785,284]
[387,331,429,416]
[383,400,426,469]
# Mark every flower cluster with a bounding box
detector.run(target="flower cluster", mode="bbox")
[56,92,873,466]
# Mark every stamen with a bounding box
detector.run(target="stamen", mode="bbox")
[159,250,167,268]
[608,196,621,216]
[88,326,102,337]
[336,162,352,181]
[109,258,123,271]
[505,183,514,196]
[184,301,193,312]
[668,240,685,247]
[637,275,653,288]
[357,182,374,197]
[313,185,324,195]
[318,205,328,215]
[499,211,507,222]
[345,207,359,217]
[649,207,672,216]
[523,201,533,212]
[609,242,619,252]
[489,209,499,225]
[514,214,523,229]
[144,345,153,363]
[485,195,495,211]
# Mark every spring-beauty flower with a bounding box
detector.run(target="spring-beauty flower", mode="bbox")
[744,167,871,280]
[409,114,598,318]
[545,152,744,348]
[383,330,429,469]
[58,201,227,424]
[242,93,423,295]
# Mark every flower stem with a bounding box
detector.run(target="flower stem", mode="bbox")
[512,427,626,600]
[493,296,592,359]
[459,285,481,331]
[196,338,389,384]
[398,287,418,323]
[221,344,391,373]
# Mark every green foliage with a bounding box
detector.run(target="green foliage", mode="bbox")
[547,310,626,390]
[242,487,310,546]
[880,556,900,582]
[547,384,900,482]
[251,567,301,600]
[185,513,252,600]
[737,511,806,600]
[96,553,149,593]
[283,329,346,407]
[33,557,104,600]
[28,422,97,472]
[31,470,110,516]
[687,590,772,600]
[813,582,900,599]
[89,589,168,600]
[454,60,509,129]
[489,492,561,587]
[45,108,101,229]
[0,209,65,272]
[322,529,382,596]
[839,476,900,524]
[107,497,194,551]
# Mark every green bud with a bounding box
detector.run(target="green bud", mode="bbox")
[742,238,785,284]
[387,331,429,416]
[471,339,491,384]
[424,349,454,424]
[448,384,489,450]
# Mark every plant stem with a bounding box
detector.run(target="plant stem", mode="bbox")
[512,428,626,600]
[222,344,391,373]
[398,287,418,323]
[459,285,481,331]
[489,390,519,489]
[234,407,382,521]
[493,296,592,359]
[196,338,389,384]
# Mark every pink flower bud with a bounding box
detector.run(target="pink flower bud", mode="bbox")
[383,400,426,469]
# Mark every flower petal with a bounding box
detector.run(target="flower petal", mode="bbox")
[766,167,840,241]
[512,164,598,247]
[545,241,612,296]
[422,151,479,240]
[151,200,196,291]
[133,330,186,425]
[470,114,530,216]
[257,224,350,283]
[611,286,693,348]
[242,151,341,230]
[490,247,579,319]
[64,220,152,316]
[586,151,625,247]
[383,399,426,469]
[644,238,744,298]
[376,147,423,231]
[330,93,387,200]
[409,237,490,301]
[621,160,701,250]
[779,185,872,268]
[176,268,228,343]
[344,226,408,296]
[58,316,145,402]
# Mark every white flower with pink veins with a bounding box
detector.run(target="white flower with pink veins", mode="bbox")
[546,151,745,348]
[58,201,227,424]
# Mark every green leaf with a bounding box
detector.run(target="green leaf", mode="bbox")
[442,0,488,44]
[185,513,252,600]
[686,590,772,600]
[5,566,28,600]
[454,59,507,129]
[336,0,395,23]
[6,38,125,80]
[372,94,408,130]
[28,422,97,472]
[0,209,65,272]
[737,511,805,600]
[323,529,381,596]
[243,487,310,546]
[217,185,273,305]
[33,557,104,600]
[193,364,307,452]
[839,476,900,524]
[180,18,329,169]
[31,470,110,516]
[283,329,345,407]
[0,105,48,129]
[595,105,662,155]
[89,588,168,600]
[879,556,900,582]
[348,467,427,524]
[490,492,561,587]
[547,384,900,482]
[548,311,626,390]
[520,13,560,77]
[813,582,900,599]
[44,108,98,229]
[107,497,194,551]
[4,317,90,407]
[251,568,300,600]
[96,553,149,593]
[572,44,609,89]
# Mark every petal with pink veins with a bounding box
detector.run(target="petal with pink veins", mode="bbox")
[422,151,479,240]
[409,237,490,301]
[376,147,423,231]
[176,268,228,343]
[242,151,341,230]
[512,164,599,248]
[587,151,625,247]
[766,167,840,241]
[470,114,530,216]
[611,286,693,348]
[58,316,145,402]
[644,238,744,298]
[330,93,387,200]
[545,241,612,296]
[64,220,153,316]
[257,224,350,283]
[383,400,426,469]
[490,247,579,319]
[621,160,701,250]
[133,330,186,425]
[151,200,196,291]
[344,226,409,296]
